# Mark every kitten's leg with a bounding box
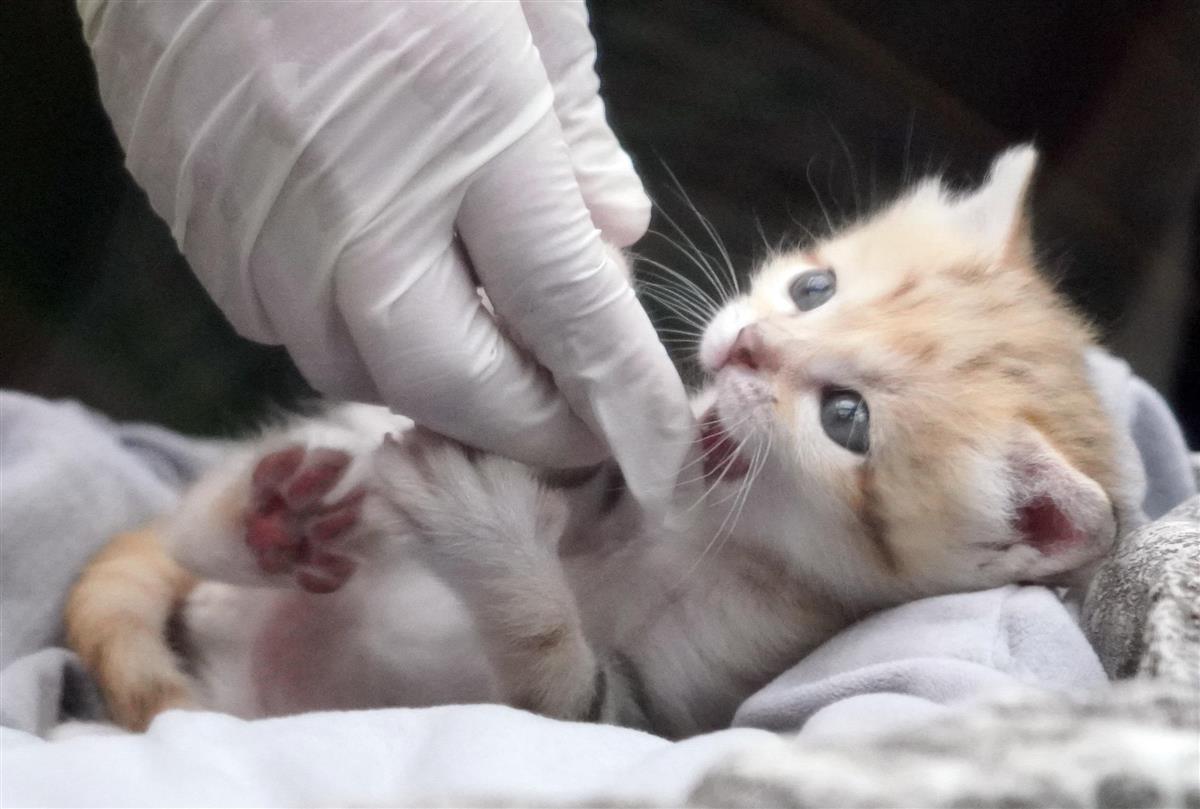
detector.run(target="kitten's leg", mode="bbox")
[375,432,650,727]
[164,405,397,593]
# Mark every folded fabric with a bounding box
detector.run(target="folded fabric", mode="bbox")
[733,585,1107,735]
[0,391,223,671]
[0,345,1193,806]
[1085,348,1196,519]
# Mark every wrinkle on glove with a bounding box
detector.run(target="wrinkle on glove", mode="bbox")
[78,0,691,512]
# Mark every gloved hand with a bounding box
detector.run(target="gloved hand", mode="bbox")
[78,0,693,510]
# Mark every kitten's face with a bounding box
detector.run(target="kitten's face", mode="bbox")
[694,147,1122,602]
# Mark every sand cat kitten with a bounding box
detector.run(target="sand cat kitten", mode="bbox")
[67,146,1140,736]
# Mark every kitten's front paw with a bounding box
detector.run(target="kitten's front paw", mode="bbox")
[375,430,484,536]
[244,445,367,593]
[376,429,565,560]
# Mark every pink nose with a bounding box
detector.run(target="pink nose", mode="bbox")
[725,325,767,371]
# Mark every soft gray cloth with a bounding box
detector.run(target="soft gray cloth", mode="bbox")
[1084,494,1200,680]
[0,649,104,734]
[0,347,1194,806]
[0,391,223,734]
[0,392,223,669]
[733,585,1108,735]
[5,506,1195,807]
[1086,349,1196,520]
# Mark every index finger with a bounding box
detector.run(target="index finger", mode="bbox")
[456,112,694,514]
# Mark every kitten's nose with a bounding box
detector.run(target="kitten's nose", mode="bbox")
[727,324,772,371]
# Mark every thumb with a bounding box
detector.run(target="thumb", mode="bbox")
[337,227,609,470]
[457,111,693,515]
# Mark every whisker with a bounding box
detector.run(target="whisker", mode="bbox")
[638,302,711,334]
[693,437,762,565]
[635,280,717,323]
[635,277,719,321]
[785,198,821,244]
[632,257,721,311]
[805,155,836,236]
[649,209,730,302]
[644,227,730,306]
[826,155,847,226]
[635,297,712,336]
[902,108,916,186]
[682,421,767,564]
[655,330,705,341]
[657,163,742,297]
[713,426,772,560]
[678,428,754,516]
[826,118,861,220]
[626,413,761,490]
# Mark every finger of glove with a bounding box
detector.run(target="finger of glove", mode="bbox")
[521,0,650,248]
[457,113,693,514]
[337,230,608,470]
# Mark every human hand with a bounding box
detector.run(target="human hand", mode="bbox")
[80,0,693,510]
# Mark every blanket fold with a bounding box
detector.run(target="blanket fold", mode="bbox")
[0,347,1194,806]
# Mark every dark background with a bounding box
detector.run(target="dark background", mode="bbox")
[2,1,1197,444]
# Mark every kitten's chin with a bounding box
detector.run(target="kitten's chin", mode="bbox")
[714,367,774,427]
[699,409,750,480]
[699,369,774,481]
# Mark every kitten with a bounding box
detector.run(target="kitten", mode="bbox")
[67,146,1140,737]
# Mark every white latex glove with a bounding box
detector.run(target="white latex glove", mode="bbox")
[78,0,693,510]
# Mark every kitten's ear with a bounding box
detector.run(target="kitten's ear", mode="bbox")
[1001,425,1116,584]
[951,144,1038,261]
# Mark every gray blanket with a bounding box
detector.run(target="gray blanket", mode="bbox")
[0,350,1196,807]
[0,396,221,733]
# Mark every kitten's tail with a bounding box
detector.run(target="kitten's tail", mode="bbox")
[65,525,198,731]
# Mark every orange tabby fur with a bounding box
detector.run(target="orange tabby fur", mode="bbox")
[65,525,196,731]
[738,179,1119,584]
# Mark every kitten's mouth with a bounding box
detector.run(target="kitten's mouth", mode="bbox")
[699,409,750,480]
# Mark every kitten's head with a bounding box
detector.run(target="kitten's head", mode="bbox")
[696,146,1126,602]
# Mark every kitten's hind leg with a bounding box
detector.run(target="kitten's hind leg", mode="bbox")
[66,525,199,731]
[164,406,396,594]
[376,432,649,727]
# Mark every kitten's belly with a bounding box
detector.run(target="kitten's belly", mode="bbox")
[184,559,497,718]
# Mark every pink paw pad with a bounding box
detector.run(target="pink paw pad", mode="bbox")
[244,446,366,593]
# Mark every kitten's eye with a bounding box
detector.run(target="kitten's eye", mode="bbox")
[790,268,836,311]
[820,388,870,454]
